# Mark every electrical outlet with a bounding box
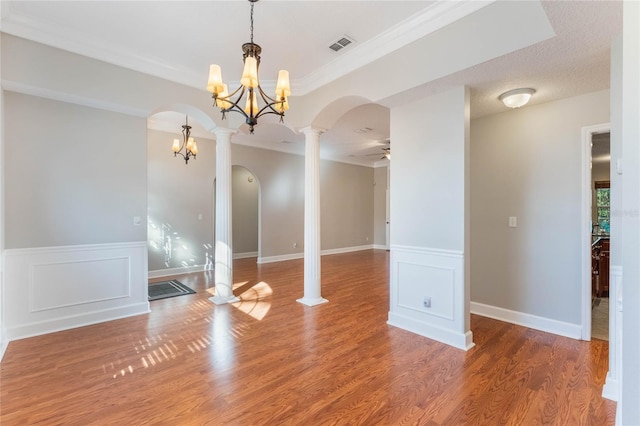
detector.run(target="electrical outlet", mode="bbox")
[293,242,298,248]
[423,297,431,308]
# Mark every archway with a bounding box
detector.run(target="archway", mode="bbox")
[147,107,217,278]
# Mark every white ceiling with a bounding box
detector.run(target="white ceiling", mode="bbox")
[0,0,623,167]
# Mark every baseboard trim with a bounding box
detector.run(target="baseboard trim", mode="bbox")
[602,375,619,401]
[258,245,375,264]
[233,251,258,260]
[470,301,582,340]
[387,311,475,351]
[0,327,8,362]
[6,302,150,342]
[257,253,304,264]
[321,245,373,256]
[373,244,389,250]
[148,264,211,279]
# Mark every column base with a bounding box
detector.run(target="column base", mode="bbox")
[209,295,240,305]
[297,297,329,307]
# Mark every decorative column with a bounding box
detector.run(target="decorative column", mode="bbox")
[297,126,328,306]
[210,127,240,305]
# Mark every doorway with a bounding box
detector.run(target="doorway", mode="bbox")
[590,132,610,341]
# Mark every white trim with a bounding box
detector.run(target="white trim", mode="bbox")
[321,244,373,256]
[581,123,610,341]
[296,1,495,95]
[148,264,211,279]
[258,245,375,264]
[257,253,304,264]
[2,80,149,117]
[373,244,388,250]
[7,303,149,342]
[470,301,582,340]
[603,264,623,402]
[3,241,149,341]
[0,327,8,362]
[1,1,493,96]
[4,241,147,256]
[233,251,258,260]
[387,311,474,351]
[603,377,620,402]
[390,244,464,258]
[389,246,472,350]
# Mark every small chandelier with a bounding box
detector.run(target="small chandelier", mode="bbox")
[171,116,198,164]
[206,0,291,134]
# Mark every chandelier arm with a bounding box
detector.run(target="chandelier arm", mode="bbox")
[253,85,286,117]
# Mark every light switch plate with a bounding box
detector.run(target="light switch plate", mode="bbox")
[508,216,517,228]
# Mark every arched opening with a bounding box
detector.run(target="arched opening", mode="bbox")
[147,109,217,277]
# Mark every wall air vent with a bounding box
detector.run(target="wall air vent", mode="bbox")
[329,35,355,52]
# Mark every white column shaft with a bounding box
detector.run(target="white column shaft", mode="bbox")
[211,127,239,305]
[298,127,328,306]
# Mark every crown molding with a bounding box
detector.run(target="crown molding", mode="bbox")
[1,0,494,95]
[2,80,149,117]
[295,0,495,95]
[0,5,204,90]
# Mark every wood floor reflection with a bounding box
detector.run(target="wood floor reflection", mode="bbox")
[0,250,615,425]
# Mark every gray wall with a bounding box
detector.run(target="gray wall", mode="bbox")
[5,92,147,249]
[320,161,374,250]
[232,166,259,255]
[391,87,468,252]
[147,128,215,271]
[470,89,610,325]
[147,130,377,272]
[373,166,388,247]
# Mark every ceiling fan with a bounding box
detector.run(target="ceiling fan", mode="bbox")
[364,140,391,160]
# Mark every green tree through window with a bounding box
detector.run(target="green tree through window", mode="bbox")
[595,181,610,234]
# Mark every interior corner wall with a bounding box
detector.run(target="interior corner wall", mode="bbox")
[388,86,473,350]
[373,166,388,247]
[320,161,374,251]
[470,90,610,330]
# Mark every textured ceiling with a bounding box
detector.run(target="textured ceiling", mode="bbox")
[0,0,623,167]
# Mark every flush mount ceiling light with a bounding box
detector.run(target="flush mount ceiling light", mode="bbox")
[171,116,198,164]
[499,88,536,108]
[206,0,291,134]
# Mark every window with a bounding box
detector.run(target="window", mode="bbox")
[595,181,610,234]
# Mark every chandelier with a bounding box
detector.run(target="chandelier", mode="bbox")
[206,0,291,134]
[171,116,198,164]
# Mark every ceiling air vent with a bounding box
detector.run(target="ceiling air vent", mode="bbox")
[329,35,355,52]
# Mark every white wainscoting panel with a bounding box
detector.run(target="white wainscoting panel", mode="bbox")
[388,245,474,350]
[4,241,149,340]
[603,265,622,402]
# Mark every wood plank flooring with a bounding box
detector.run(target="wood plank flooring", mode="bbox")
[0,250,615,425]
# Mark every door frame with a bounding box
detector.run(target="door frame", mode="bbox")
[580,122,611,341]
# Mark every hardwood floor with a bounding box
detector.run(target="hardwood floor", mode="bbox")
[0,250,615,425]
